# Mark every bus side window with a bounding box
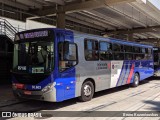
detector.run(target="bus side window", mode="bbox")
[148,48,153,60]
[99,41,113,60]
[84,39,99,61]
[113,43,124,60]
[58,42,78,72]
[125,53,133,60]
[124,45,133,60]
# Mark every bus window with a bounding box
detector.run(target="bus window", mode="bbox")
[148,48,153,60]
[58,42,78,72]
[113,43,123,52]
[114,53,124,60]
[125,53,133,60]
[84,39,99,61]
[99,41,113,60]
[133,47,141,53]
[135,54,145,60]
[113,43,124,60]
[142,48,146,53]
[145,48,148,53]
[124,45,133,52]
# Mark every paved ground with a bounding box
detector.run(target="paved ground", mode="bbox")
[0,77,160,120]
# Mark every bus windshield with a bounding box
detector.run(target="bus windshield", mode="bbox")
[13,41,54,74]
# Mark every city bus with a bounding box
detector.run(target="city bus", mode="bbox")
[12,28,154,102]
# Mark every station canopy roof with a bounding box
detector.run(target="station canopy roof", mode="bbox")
[1,0,160,45]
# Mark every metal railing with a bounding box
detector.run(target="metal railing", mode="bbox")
[0,18,18,41]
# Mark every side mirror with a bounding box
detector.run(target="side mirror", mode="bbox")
[63,41,70,60]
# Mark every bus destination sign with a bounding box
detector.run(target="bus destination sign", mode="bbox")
[19,30,48,40]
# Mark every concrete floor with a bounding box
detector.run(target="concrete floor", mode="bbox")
[0,85,21,107]
[0,77,160,120]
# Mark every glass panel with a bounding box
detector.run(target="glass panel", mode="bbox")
[86,40,92,50]
[114,53,124,60]
[100,42,112,51]
[64,44,77,61]
[135,54,144,60]
[142,48,146,53]
[59,42,78,72]
[13,41,54,73]
[94,41,99,50]
[124,45,133,52]
[134,47,140,53]
[148,48,153,60]
[113,43,123,52]
[85,39,99,61]
[125,53,133,60]
[100,51,113,60]
[145,48,148,53]
[85,50,99,60]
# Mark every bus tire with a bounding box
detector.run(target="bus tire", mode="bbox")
[131,73,139,87]
[79,81,94,102]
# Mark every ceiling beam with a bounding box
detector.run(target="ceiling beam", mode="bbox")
[147,32,160,38]
[135,38,159,42]
[16,0,42,8]
[34,0,136,16]
[88,10,132,29]
[0,0,29,10]
[106,6,146,27]
[78,11,116,29]
[105,25,160,34]
[44,0,65,5]
[104,0,135,5]
[66,15,105,31]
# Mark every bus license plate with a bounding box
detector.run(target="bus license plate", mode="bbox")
[24,91,31,95]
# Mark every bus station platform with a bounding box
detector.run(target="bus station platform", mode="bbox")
[0,85,21,107]
[0,77,160,120]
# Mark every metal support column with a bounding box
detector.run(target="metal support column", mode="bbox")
[127,33,134,41]
[56,6,65,29]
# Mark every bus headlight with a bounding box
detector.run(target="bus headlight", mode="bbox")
[42,83,54,93]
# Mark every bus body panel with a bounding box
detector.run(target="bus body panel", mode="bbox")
[54,29,77,102]
[74,34,112,97]
[12,28,154,102]
[73,32,154,98]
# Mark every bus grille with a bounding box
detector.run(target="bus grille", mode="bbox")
[13,73,49,85]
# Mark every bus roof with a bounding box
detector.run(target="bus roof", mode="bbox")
[73,30,153,48]
[17,28,153,48]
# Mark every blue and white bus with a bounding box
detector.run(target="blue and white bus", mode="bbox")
[12,28,154,102]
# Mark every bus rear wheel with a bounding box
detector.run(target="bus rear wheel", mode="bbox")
[79,81,94,102]
[131,73,139,87]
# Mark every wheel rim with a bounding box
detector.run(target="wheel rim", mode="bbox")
[84,84,92,97]
[135,75,139,85]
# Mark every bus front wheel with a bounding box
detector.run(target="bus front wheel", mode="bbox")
[79,81,94,102]
[131,73,139,87]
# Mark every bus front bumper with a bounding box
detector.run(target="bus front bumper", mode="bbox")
[13,88,57,102]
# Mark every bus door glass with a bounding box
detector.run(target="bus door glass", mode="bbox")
[57,32,78,100]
